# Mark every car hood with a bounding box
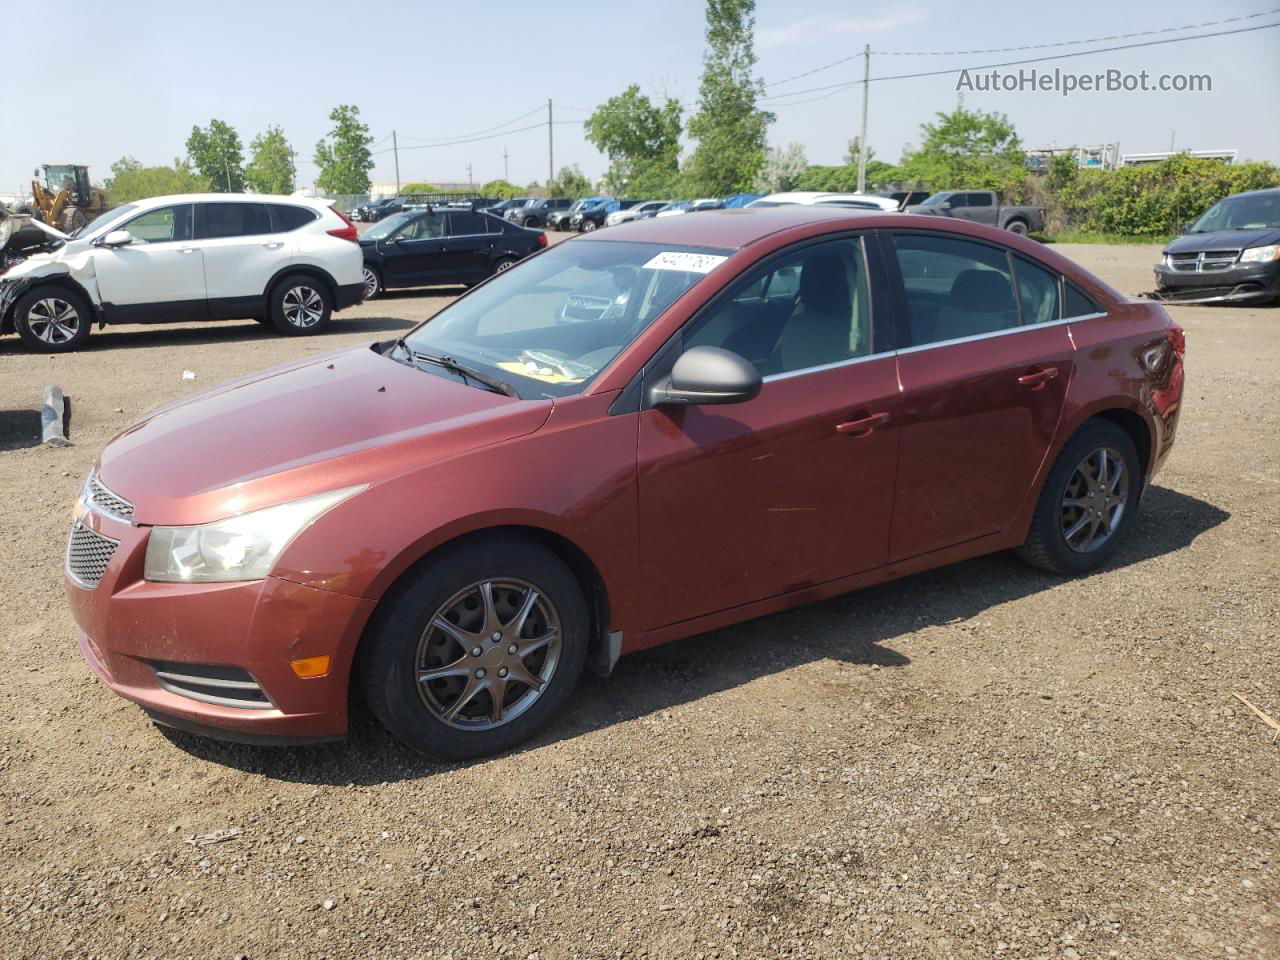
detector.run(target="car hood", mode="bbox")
[97,344,553,525]
[1164,227,1280,253]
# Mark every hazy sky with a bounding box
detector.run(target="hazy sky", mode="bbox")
[2,0,1277,195]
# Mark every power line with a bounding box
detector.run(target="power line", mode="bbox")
[762,20,1280,103]
[371,120,582,155]
[762,8,1280,88]
[395,106,546,145]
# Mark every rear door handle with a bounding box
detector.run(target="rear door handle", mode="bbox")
[835,411,891,436]
[1017,366,1059,389]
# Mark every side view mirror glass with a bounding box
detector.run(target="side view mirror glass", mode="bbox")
[650,346,762,407]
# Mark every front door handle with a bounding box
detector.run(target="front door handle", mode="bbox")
[177,247,198,254]
[836,411,890,437]
[261,241,284,250]
[1017,366,1060,390]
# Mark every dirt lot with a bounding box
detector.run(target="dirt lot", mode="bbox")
[0,241,1276,960]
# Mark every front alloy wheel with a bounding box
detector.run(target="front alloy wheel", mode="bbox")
[580,219,597,233]
[27,297,81,345]
[416,579,561,729]
[359,536,589,760]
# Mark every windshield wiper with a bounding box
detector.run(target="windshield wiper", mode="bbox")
[395,341,517,397]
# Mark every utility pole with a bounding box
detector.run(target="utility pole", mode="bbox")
[392,130,401,195]
[547,99,554,191]
[504,147,509,183]
[857,44,870,194]
[466,163,473,188]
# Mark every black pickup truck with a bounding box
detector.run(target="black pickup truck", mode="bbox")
[904,190,1046,234]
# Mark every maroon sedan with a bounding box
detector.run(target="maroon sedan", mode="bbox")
[66,208,1185,759]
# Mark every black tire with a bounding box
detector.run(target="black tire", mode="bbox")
[1016,419,1141,575]
[359,535,589,760]
[522,216,539,228]
[579,219,598,233]
[13,286,93,353]
[362,264,383,301]
[491,256,519,277]
[59,207,88,234]
[269,274,332,336]
[1005,219,1029,235]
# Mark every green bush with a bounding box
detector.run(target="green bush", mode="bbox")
[399,182,442,195]
[1049,155,1280,238]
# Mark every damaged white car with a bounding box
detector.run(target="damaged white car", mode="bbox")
[0,194,365,353]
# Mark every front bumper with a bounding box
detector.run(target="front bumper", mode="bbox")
[1149,259,1280,304]
[67,507,375,743]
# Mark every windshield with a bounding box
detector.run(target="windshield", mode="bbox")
[1191,193,1280,232]
[78,203,139,240]
[363,211,416,240]
[401,239,729,399]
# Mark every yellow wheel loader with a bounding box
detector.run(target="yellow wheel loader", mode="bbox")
[28,164,109,233]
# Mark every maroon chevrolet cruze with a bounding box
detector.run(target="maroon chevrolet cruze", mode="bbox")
[66,208,1185,759]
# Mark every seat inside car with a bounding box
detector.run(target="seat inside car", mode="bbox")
[926,268,1018,343]
[767,252,864,373]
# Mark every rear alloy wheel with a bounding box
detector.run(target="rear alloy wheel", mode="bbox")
[1017,420,1140,575]
[362,264,382,300]
[579,219,597,233]
[270,276,332,336]
[13,287,92,352]
[1006,219,1029,235]
[492,256,518,277]
[360,536,588,760]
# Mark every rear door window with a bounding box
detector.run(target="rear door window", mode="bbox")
[1012,257,1061,324]
[447,212,490,236]
[1064,283,1101,318]
[892,234,1019,346]
[202,202,273,238]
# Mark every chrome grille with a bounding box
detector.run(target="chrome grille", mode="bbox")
[1167,250,1241,273]
[87,474,134,520]
[67,522,119,588]
[150,661,272,709]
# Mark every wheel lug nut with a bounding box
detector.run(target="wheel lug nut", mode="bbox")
[490,631,502,642]
[475,668,486,679]
[498,667,508,678]
[470,646,482,657]
[507,644,518,655]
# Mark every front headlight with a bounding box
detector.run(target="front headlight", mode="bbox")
[143,486,364,583]
[1239,244,1280,264]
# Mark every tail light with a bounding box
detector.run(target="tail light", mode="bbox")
[327,207,359,243]
[1166,323,1185,359]
[537,233,548,248]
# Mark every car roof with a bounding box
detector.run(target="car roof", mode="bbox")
[579,205,896,249]
[119,193,333,210]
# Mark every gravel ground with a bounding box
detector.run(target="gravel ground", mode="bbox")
[0,241,1276,960]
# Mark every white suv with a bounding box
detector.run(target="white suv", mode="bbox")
[0,194,365,352]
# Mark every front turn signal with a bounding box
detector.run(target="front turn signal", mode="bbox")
[290,655,332,679]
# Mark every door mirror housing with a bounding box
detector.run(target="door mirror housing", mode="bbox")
[99,230,133,248]
[650,346,762,407]
[1178,222,1193,234]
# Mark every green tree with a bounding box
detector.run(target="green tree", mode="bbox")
[479,179,524,199]
[314,105,374,196]
[683,0,773,196]
[585,85,682,196]
[104,156,210,204]
[244,126,295,195]
[185,119,246,193]
[899,103,1027,193]
[754,142,807,193]
[548,165,594,197]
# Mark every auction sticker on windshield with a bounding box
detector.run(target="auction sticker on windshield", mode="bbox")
[643,251,727,273]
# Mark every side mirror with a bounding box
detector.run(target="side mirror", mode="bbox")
[650,346,762,407]
[1178,222,1193,234]
[99,230,133,248]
